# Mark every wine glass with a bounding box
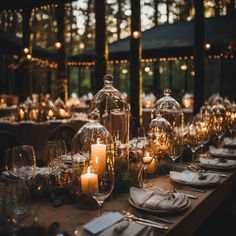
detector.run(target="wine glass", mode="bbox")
[140,147,154,188]
[211,103,227,148]
[89,160,114,216]
[187,124,201,164]
[46,140,66,174]
[192,113,211,152]
[12,145,36,180]
[167,130,183,170]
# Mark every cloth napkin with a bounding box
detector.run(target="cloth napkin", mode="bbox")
[223,137,236,148]
[209,146,236,158]
[199,157,236,169]
[170,171,220,185]
[130,187,189,212]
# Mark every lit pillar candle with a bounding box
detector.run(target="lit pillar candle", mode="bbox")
[143,152,153,165]
[81,166,98,194]
[91,142,106,176]
[146,158,157,174]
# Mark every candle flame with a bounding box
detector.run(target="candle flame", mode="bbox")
[95,156,98,164]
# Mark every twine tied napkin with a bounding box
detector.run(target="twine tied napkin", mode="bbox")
[130,187,189,211]
[199,157,236,168]
[223,137,236,148]
[170,171,220,185]
[209,146,236,158]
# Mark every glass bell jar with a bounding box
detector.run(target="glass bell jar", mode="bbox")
[155,88,182,128]
[90,74,130,161]
[148,114,173,156]
[71,120,114,199]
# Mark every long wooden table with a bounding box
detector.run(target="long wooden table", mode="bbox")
[30,170,236,236]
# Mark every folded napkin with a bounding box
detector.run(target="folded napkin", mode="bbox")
[130,187,189,212]
[199,157,236,169]
[209,146,236,158]
[223,137,236,148]
[170,171,220,185]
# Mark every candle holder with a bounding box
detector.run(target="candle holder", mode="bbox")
[71,120,114,210]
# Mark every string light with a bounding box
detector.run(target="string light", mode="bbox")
[180,64,188,71]
[23,48,29,54]
[204,43,211,50]
[66,53,234,67]
[54,41,62,49]
[132,31,141,39]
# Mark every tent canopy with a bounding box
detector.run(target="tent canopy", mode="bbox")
[70,15,236,63]
[0,30,56,59]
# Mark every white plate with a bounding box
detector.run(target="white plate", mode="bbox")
[198,162,236,170]
[129,198,191,214]
[170,175,220,187]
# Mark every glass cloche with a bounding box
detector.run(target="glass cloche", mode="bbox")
[148,114,173,155]
[90,74,130,160]
[155,88,182,128]
[71,120,114,198]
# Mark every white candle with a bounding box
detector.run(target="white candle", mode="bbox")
[143,152,153,164]
[81,166,98,194]
[91,142,106,176]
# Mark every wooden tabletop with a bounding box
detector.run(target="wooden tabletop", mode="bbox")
[30,170,236,236]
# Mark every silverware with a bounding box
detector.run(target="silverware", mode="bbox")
[174,189,198,199]
[174,183,206,193]
[206,170,227,178]
[122,211,174,224]
[125,217,168,230]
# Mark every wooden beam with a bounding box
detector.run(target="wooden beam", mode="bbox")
[130,0,142,131]
[94,0,107,92]
[55,2,68,101]
[17,6,32,102]
[193,0,205,114]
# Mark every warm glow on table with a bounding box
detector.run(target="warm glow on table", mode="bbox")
[81,166,98,194]
[91,142,106,176]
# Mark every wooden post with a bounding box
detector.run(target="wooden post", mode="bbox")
[153,0,161,98]
[185,59,189,92]
[169,61,173,89]
[94,0,107,92]
[153,61,161,97]
[78,66,81,97]
[16,6,32,102]
[193,0,205,114]
[55,2,68,102]
[130,0,142,132]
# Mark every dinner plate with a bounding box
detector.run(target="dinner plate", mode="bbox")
[128,197,191,214]
[170,175,220,187]
[198,162,236,170]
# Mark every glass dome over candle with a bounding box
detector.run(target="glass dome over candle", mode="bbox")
[71,120,114,199]
[155,88,182,128]
[90,74,130,160]
[147,114,173,156]
[211,102,227,147]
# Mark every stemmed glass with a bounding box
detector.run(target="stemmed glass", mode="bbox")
[192,113,211,152]
[167,129,183,170]
[46,140,67,174]
[12,145,36,180]
[187,124,201,164]
[89,158,114,216]
[211,103,227,148]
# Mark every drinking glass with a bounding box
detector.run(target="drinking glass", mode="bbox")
[46,140,67,174]
[89,163,114,216]
[12,145,36,180]
[167,134,183,171]
[187,124,201,164]
[192,113,211,151]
